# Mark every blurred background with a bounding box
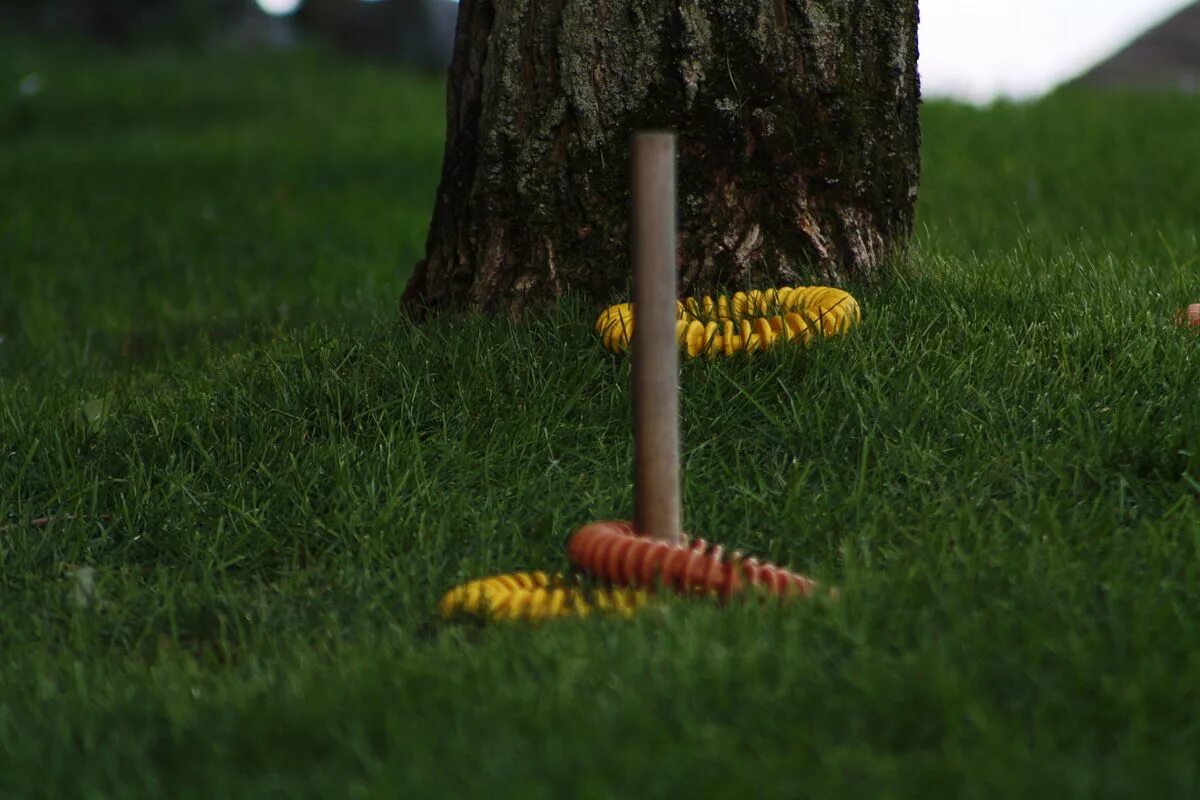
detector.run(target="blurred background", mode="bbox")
[2,0,1198,101]
[922,0,1200,101]
[0,0,461,71]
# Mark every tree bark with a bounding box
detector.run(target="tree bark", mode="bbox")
[405,0,920,316]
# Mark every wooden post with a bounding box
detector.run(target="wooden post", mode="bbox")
[631,132,684,547]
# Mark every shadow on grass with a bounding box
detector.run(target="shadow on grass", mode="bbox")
[0,312,329,374]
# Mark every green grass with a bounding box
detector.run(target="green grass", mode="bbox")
[3,37,1200,797]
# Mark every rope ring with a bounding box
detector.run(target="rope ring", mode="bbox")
[567,520,820,600]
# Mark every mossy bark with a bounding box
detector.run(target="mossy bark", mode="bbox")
[405,0,920,315]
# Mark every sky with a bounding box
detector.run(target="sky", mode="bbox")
[919,0,1194,102]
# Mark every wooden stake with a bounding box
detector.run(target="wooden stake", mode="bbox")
[631,132,684,546]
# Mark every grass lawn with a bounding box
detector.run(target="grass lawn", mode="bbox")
[3,37,1200,797]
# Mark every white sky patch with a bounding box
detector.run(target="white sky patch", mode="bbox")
[255,0,303,16]
[919,0,1195,103]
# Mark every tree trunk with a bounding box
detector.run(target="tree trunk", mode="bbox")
[405,0,920,316]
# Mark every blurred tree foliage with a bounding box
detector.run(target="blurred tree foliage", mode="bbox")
[1,0,246,46]
[297,0,453,70]
[0,0,454,69]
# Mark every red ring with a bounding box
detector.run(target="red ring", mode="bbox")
[567,520,819,600]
